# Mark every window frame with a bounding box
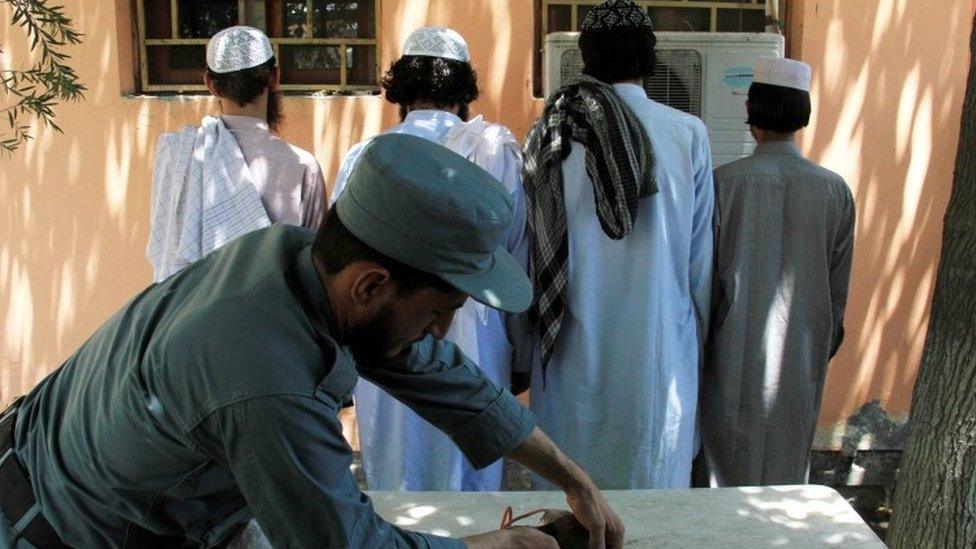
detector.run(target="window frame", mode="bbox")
[540,0,769,37]
[134,0,382,94]
[535,0,777,97]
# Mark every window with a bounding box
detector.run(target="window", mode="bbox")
[135,0,380,93]
[535,0,774,96]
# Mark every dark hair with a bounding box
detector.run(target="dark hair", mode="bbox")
[579,27,657,84]
[746,82,811,134]
[207,57,276,106]
[312,208,456,295]
[207,57,283,132]
[381,55,479,121]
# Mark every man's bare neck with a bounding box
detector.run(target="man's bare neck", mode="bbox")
[219,97,267,122]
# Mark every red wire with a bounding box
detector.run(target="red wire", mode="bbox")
[499,506,549,529]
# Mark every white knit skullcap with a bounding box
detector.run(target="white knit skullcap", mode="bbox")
[207,26,274,73]
[402,26,470,63]
[754,57,812,92]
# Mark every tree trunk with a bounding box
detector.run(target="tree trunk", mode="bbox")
[887,12,976,549]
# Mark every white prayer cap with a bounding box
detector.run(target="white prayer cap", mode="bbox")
[754,57,812,92]
[402,26,471,63]
[207,26,274,74]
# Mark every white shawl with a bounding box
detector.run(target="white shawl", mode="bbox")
[147,116,270,282]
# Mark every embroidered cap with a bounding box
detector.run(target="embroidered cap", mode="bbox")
[754,57,812,92]
[336,134,532,313]
[402,26,471,62]
[580,0,653,31]
[206,26,274,73]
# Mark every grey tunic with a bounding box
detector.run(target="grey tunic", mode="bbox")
[700,141,855,487]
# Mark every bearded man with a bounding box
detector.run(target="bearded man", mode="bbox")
[147,26,326,282]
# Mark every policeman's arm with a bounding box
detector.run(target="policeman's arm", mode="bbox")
[357,336,537,469]
[359,339,623,549]
[196,394,463,548]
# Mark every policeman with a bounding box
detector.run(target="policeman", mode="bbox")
[0,134,623,548]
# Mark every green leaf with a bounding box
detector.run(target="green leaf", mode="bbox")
[2,0,86,155]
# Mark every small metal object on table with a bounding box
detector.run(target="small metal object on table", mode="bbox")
[370,485,886,548]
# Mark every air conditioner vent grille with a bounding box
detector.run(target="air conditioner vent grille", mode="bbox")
[644,49,703,117]
[557,46,702,117]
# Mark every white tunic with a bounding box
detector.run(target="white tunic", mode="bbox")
[147,115,326,282]
[529,84,715,489]
[147,116,271,282]
[331,110,530,491]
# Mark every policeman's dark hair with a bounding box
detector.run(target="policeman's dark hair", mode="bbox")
[312,208,456,295]
[579,26,657,84]
[746,82,812,134]
[381,55,479,121]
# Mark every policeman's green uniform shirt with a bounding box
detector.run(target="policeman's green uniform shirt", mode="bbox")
[12,225,536,548]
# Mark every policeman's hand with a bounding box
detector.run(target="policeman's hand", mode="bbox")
[462,527,558,548]
[565,481,625,549]
[507,427,625,547]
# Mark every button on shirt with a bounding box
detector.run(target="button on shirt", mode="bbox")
[13,225,536,548]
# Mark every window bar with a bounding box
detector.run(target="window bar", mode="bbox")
[238,0,246,25]
[340,42,348,88]
[541,0,550,42]
[570,3,578,31]
[710,7,718,31]
[307,0,315,38]
[137,0,150,91]
[170,0,179,38]
[375,0,383,87]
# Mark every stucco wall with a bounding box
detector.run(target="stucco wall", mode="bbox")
[792,0,973,448]
[1,0,972,450]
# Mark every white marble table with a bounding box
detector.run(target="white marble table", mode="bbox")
[370,485,886,548]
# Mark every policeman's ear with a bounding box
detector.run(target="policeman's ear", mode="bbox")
[349,264,397,308]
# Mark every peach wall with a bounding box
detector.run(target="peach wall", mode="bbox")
[1,0,972,449]
[0,0,540,406]
[791,0,974,443]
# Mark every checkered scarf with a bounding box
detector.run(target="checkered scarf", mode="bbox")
[523,75,657,371]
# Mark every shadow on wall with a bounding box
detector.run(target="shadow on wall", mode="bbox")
[797,0,971,427]
[386,0,539,138]
[0,0,537,407]
[6,0,962,433]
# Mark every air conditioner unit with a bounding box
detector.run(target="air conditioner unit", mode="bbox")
[544,32,786,167]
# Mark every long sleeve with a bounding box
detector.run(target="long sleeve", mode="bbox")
[301,162,327,231]
[828,190,856,358]
[195,395,464,549]
[358,336,537,468]
[504,184,536,376]
[690,133,715,355]
[497,149,536,377]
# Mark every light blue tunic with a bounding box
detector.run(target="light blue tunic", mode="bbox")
[529,84,715,489]
[331,110,531,491]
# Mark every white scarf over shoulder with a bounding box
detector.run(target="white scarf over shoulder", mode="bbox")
[147,116,270,282]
